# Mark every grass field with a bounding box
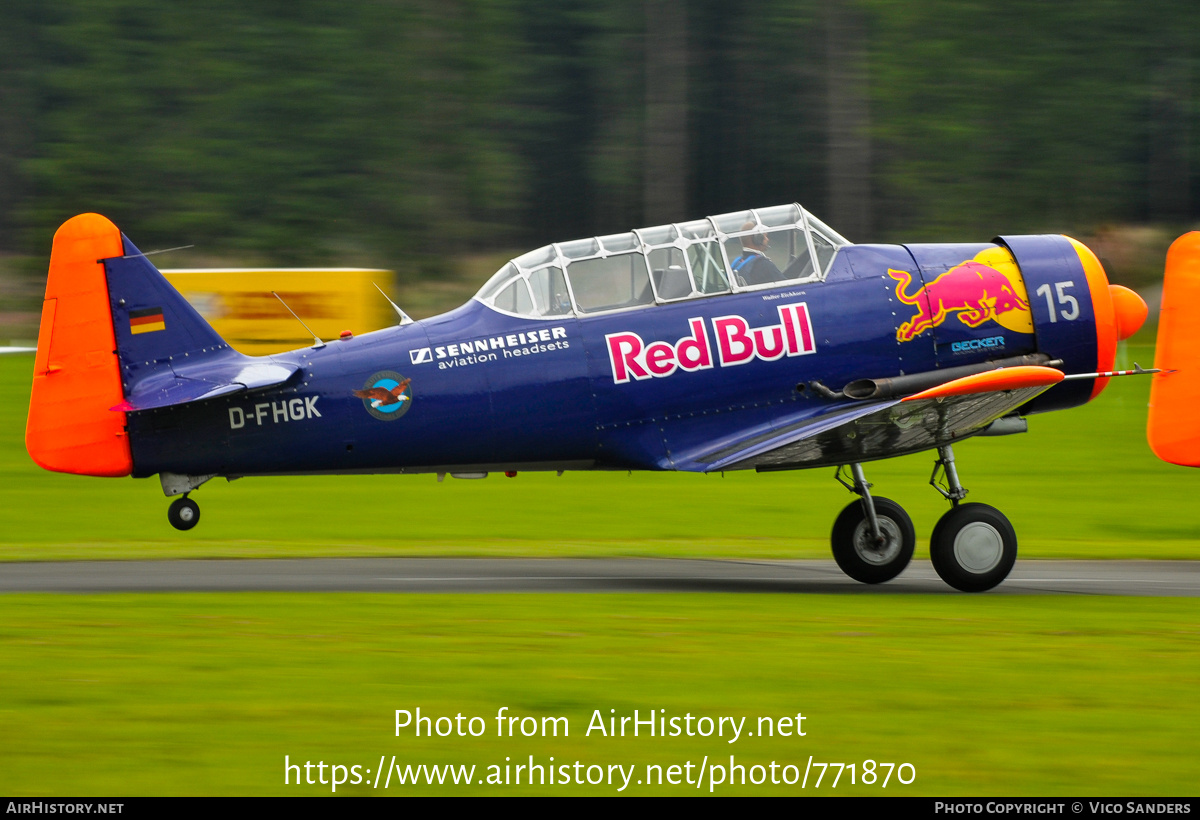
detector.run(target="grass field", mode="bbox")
[2,346,1198,796]
[1,594,1197,795]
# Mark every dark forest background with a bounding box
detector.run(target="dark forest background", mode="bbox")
[1,0,1197,327]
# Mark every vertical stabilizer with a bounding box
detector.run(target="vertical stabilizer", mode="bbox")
[26,214,133,476]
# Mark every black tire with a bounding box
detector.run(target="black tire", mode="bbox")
[168,497,200,531]
[831,496,916,584]
[929,503,1016,592]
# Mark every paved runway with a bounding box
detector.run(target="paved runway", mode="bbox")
[1,558,1198,595]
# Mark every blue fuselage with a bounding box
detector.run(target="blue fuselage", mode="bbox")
[126,238,1098,478]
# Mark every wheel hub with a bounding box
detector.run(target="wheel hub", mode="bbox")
[852,517,903,565]
[953,522,1004,573]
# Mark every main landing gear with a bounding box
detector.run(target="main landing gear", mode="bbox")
[167,494,200,531]
[831,464,916,584]
[831,444,1017,592]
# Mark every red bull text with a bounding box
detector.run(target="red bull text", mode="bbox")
[605,304,815,384]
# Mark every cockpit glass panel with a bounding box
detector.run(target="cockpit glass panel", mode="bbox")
[804,212,851,246]
[755,203,802,228]
[648,247,694,300]
[514,245,557,271]
[636,224,678,247]
[599,232,639,253]
[567,253,654,313]
[711,210,755,234]
[477,262,519,302]
[676,219,716,241]
[492,276,534,315]
[558,237,600,260]
[528,266,571,316]
[687,240,731,294]
[725,226,815,287]
[811,231,837,275]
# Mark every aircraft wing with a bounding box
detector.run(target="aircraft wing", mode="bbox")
[683,366,1063,473]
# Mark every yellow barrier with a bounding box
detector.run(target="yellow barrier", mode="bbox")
[161,269,397,355]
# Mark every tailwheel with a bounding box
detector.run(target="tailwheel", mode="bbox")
[168,495,200,531]
[831,486,916,584]
[929,503,1016,592]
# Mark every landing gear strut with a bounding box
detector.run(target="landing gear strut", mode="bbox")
[830,463,915,584]
[927,444,1016,592]
[168,494,200,531]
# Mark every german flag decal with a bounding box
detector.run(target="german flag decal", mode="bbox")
[129,307,166,335]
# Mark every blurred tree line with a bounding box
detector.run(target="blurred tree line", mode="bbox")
[0,0,1196,272]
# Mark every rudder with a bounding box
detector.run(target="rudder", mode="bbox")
[26,214,132,476]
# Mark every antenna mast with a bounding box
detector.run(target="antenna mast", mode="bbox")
[271,291,326,349]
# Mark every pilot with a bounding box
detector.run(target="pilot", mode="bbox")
[730,222,782,286]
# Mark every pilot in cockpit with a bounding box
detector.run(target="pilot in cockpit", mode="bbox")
[730,222,783,286]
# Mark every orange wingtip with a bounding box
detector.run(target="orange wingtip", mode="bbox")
[902,365,1064,402]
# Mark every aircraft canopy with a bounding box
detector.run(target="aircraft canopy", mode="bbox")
[476,203,850,318]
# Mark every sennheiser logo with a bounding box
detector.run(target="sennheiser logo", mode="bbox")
[410,347,433,365]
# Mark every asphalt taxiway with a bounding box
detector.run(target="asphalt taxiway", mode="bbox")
[0,558,1197,595]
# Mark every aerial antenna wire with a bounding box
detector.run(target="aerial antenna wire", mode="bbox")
[118,244,195,260]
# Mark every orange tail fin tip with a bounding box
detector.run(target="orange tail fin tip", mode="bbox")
[26,214,133,477]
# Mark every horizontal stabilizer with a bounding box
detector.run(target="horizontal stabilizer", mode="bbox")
[112,360,300,412]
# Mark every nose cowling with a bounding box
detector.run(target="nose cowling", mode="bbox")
[1064,237,1147,400]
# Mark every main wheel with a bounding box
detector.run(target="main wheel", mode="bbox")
[831,496,916,584]
[929,503,1016,592]
[168,496,200,531]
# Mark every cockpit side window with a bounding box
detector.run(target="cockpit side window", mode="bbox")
[491,276,534,315]
[687,240,731,294]
[566,253,655,314]
[529,265,571,316]
[722,217,819,288]
[811,231,837,276]
[648,246,693,300]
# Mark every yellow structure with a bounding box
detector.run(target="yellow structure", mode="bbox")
[160,269,397,355]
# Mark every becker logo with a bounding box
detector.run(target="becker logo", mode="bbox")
[605,304,815,385]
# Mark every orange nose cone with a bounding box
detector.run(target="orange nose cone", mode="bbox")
[1108,284,1147,340]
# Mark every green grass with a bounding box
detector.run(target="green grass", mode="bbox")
[2,345,1197,561]
[0,594,1196,795]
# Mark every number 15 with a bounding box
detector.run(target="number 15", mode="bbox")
[1035,281,1080,322]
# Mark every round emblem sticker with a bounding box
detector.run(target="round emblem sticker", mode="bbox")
[354,371,413,421]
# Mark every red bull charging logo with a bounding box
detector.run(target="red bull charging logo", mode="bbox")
[889,247,1033,343]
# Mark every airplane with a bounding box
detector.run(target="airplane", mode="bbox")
[24,205,1192,592]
